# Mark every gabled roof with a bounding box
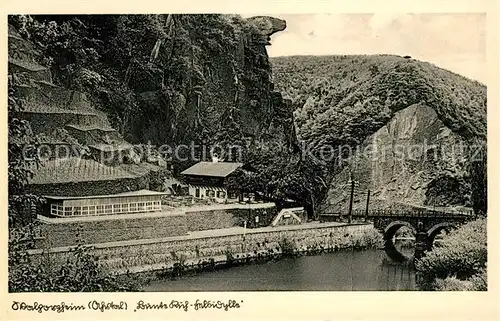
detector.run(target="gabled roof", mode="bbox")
[181,161,243,178]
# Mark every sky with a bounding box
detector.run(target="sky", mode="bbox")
[262,13,486,83]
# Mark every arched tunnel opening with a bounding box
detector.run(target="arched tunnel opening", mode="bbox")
[383,221,416,262]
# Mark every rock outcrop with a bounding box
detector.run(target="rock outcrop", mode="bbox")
[321,104,471,213]
[124,15,294,153]
[9,15,294,196]
[246,16,287,44]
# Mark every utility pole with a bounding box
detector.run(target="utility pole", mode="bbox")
[348,173,355,223]
[365,189,371,222]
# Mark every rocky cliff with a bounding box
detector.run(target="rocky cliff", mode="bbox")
[271,55,486,212]
[10,15,295,163]
[322,104,471,212]
[8,15,295,196]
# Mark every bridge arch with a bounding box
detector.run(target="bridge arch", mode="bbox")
[426,222,456,250]
[383,221,416,262]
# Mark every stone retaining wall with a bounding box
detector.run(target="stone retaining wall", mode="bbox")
[35,203,278,248]
[36,214,188,248]
[30,223,373,274]
[185,206,276,231]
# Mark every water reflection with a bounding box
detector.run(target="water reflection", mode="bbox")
[142,247,417,291]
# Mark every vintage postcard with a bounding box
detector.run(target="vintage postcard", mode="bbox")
[1,0,498,320]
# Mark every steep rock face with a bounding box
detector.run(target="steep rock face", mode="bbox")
[12,15,295,164]
[321,104,471,213]
[9,15,296,196]
[127,16,294,154]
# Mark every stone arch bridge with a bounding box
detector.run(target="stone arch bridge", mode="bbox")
[368,209,474,261]
[320,209,475,261]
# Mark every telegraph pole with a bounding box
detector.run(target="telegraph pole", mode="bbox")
[365,189,371,221]
[348,173,355,223]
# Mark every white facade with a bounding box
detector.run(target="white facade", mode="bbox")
[46,189,166,217]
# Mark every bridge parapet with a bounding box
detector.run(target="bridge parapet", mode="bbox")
[372,215,469,232]
[358,209,475,262]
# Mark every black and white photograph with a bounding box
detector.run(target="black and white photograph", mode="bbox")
[7,11,488,296]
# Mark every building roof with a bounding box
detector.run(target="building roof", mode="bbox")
[44,189,167,201]
[181,161,243,178]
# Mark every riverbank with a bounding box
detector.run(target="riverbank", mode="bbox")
[119,223,382,289]
[134,233,384,286]
[28,221,382,279]
[110,222,384,290]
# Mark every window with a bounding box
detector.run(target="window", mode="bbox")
[195,189,200,197]
[207,190,215,198]
[217,191,226,199]
[63,207,73,216]
[51,204,63,216]
[73,206,81,216]
[104,205,113,215]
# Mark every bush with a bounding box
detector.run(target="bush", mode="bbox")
[415,218,487,290]
[9,228,138,292]
[434,268,487,291]
[360,228,384,248]
[278,237,297,256]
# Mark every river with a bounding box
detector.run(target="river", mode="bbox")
[142,247,417,291]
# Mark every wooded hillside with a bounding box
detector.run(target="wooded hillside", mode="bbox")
[272,55,486,150]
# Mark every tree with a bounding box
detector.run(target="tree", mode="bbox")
[469,139,487,216]
[8,77,41,227]
[226,139,327,219]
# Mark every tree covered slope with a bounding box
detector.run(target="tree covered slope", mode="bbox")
[271,55,486,148]
[10,15,293,156]
[271,55,486,212]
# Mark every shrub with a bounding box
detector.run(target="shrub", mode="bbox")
[9,227,138,292]
[225,247,235,265]
[415,218,487,290]
[434,268,487,291]
[278,237,297,256]
[360,228,383,248]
